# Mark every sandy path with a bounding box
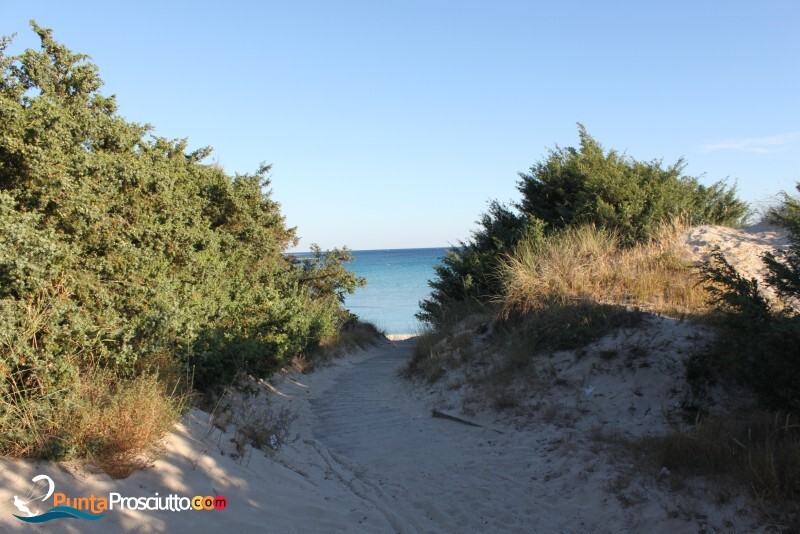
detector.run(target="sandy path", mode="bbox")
[300,331,756,533]
[307,339,535,533]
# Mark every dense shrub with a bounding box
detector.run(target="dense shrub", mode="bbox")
[764,185,800,305]
[419,124,747,326]
[698,185,800,411]
[517,124,748,245]
[0,23,363,457]
[417,202,528,326]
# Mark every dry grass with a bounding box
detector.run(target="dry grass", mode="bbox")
[68,371,186,478]
[335,320,385,350]
[400,328,451,383]
[306,319,385,369]
[500,301,642,370]
[625,411,800,529]
[402,301,487,382]
[656,412,800,495]
[208,389,299,463]
[499,220,709,319]
[451,332,475,363]
[0,369,186,478]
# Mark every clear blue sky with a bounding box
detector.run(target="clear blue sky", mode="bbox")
[2,1,798,251]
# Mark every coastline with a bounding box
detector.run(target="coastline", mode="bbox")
[385,333,418,341]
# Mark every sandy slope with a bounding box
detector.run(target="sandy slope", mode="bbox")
[0,348,394,533]
[684,222,789,302]
[0,222,788,532]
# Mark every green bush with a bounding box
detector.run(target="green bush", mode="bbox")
[419,124,747,326]
[517,124,748,245]
[698,185,800,411]
[0,23,363,456]
[764,185,800,302]
[417,201,529,326]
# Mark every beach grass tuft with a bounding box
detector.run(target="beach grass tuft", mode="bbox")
[498,219,709,320]
[0,369,187,478]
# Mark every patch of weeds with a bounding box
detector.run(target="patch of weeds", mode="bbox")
[491,390,520,411]
[240,405,299,452]
[213,394,300,461]
[598,349,618,360]
[400,328,449,382]
[626,411,800,529]
[446,378,465,391]
[498,302,642,375]
[530,302,639,353]
[627,343,649,360]
[308,318,385,368]
[451,332,474,363]
[540,402,562,425]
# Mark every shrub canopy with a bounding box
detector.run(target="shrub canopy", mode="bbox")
[0,21,363,414]
[518,124,748,245]
[419,124,748,326]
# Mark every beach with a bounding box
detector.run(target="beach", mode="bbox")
[0,223,790,532]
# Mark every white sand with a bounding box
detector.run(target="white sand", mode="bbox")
[684,222,789,303]
[0,223,788,532]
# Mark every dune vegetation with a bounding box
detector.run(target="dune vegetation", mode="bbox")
[0,23,370,473]
[409,126,800,524]
[412,124,747,374]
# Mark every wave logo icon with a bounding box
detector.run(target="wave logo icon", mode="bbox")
[15,504,104,524]
[12,474,104,524]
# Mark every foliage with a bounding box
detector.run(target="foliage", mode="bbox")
[229,400,300,458]
[764,184,800,305]
[420,125,746,326]
[0,23,362,459]
[697,185,800,411]
[517,124,748,244]
[416,201,533,327]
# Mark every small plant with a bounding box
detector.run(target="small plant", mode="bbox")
[451,332,474,363]
[491,390,519,411]
[214,394,300,460]
[239,405,300,452]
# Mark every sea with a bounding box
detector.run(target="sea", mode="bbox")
[344,248,450,335]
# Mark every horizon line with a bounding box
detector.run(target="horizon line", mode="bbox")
[286,245,459,254]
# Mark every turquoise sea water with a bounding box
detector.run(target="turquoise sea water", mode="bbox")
[343,248,450,335]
